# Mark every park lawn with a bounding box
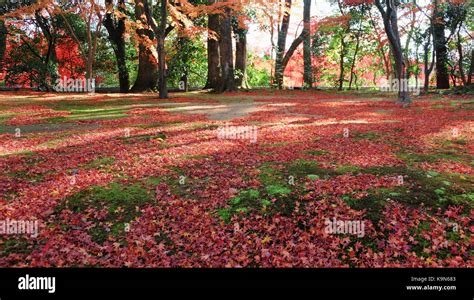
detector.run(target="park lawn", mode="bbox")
[0,90,473,267]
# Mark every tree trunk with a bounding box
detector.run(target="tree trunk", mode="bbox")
[338,35,346,91]
[275,0,292,89]
[157,0,168,98]
[104,0,129,92]
[433,0,450,89]
[177,37,190,91]
[0,21,6,66]
[217,8,235,92]
[375,0,410,104]
[349,32,360,90]
[468,49,474,85]
[423,26,435,93]
[456,30,466,86]
[337,1,347,91]
[235,31,248,89]
[132,0,158,92]
[205,1,220,90]
[280,31,307,80]
[302,0,312,88]
[34,11,58,90]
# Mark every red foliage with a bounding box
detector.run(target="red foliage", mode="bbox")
[0,92,472,267]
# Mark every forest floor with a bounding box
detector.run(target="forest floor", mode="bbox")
[0,90,473,267]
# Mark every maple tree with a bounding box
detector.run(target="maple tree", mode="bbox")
[1,0,472,93]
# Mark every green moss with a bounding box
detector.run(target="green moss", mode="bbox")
[397,141,472,166]
[353,131,380,141]
[305,149,328,156]
[354,166,474,210]
[137,121,183,129]
[336,165,361,174]
[287,159,338,179]
[306,174,320,180]
[85,156,116,169]
[0,112,17,125]
[266,185,291,196]
[3,237,32,256]
[216,185,296,223]
[258,162,285,186]
[57,182,155,244]
[121,132,166,143]
[217,208,232,223]
[7,169,51,183]
[342,189,389,225]
[190,122,219,130]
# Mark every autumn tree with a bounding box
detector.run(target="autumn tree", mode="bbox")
[233,11,250,89]
[0,17,6,68]
[157,0,168,98]
[432,0,450,89]
[57,0,104,82]
[204,0,238,92]
[217,4,235,91]
[132,0,158,92]
[302,0,312,88]
[104,0,130,92]
[374,0,411,104]
[204,0,220,89]
[1,0,62,89]
[274,0,310,89]
[445,1,470,87]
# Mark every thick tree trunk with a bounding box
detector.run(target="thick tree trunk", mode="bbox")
[104,0,129,92]
[217,8,235,92]
[275,0,292,89]
[235,31,248,89]
[115,39,129,92]
[132,0,158,92]
[303,0,312,88]
[0,21,6,66]
[433,1,450,89]
[157,0,168,98]
[34,11,58,90]
[205,1,220,90]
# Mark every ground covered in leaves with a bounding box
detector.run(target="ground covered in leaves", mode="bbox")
[0,90,473,267]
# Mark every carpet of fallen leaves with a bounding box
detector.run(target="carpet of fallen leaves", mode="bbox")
[0,91,473,267]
